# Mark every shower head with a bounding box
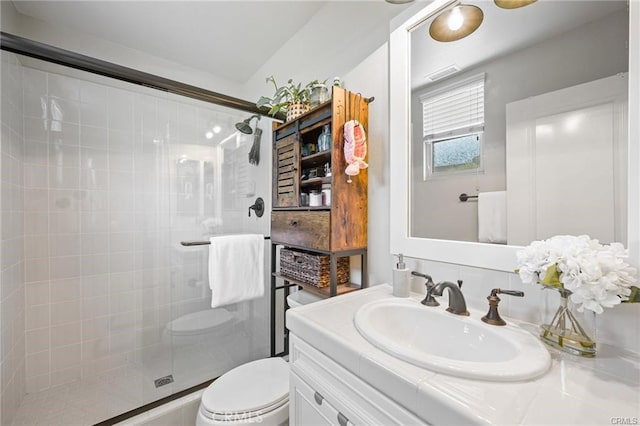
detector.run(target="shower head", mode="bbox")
[249,128,262,166]
[235,115,260,135]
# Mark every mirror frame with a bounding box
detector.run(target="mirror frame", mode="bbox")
[389,0,640,272]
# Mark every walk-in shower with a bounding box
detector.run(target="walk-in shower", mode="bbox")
[0,47,271,425]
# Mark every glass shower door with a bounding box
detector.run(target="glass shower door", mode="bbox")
[13,53,271,425]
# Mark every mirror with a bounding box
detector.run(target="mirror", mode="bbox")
[390,0,639,271]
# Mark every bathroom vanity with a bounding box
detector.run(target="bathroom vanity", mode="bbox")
[287,285,640,425]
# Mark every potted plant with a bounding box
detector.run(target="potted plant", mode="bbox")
[256,76,316,122]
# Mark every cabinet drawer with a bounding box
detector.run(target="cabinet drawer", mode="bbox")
[291,371,354,426]
[271,211,330,251]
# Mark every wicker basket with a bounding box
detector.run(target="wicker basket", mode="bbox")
[280,248,350,288]
[286,102,310,122]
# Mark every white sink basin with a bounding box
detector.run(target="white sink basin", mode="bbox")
[354,298,551,381]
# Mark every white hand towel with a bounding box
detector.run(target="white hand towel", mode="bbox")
[208,234,265,308]
[478,191,507,244]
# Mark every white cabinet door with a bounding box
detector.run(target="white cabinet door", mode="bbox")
[289,335,425,425]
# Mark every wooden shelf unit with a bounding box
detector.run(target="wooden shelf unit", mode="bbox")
[270,87,369,357]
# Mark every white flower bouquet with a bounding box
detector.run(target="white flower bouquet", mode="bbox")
[516,235,638,314]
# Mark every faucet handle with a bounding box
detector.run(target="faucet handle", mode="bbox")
[411,271,432,282]
[248,197,264,218]
[421,283,439,307]
[494,289,524,297]
[481,288,525,326]
[411,271,439,306]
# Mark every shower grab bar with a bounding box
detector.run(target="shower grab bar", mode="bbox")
[459,193,478,202]
[181,236,271,246]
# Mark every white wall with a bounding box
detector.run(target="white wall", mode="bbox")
[1,0,20,33]
[5,1,406,109]
[241,2,402,103]
[3,5,244,100]
[342,44,392,286]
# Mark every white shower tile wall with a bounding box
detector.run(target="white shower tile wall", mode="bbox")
[1,51,26,426]
[18,64,266,403]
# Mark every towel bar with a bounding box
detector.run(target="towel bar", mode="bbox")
[459,193,478,202]
[181,236,271,246]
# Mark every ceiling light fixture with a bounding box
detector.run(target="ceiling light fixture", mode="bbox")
[494,0,537,9]
[385,0,415,4]
[429,4,483,42]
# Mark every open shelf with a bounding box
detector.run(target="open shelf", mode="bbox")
[301,150,331,164]
[274,101,332,134]
[300,176,331,187]
[272,206,330,212]
[272,272,361,298]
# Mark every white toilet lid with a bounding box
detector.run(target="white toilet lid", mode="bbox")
[166,309,234,336]
[287,290,322,308]
[201,358,289,416]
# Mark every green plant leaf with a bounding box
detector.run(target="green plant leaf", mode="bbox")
[257,76,318,116]
[256,96,272,109]
[623,285,640,303]
[267,105,281,116]
[267,76,278,90]
[541,263,563,288]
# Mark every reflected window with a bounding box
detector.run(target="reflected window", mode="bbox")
[429,133,481,175]
[420,73,485,179]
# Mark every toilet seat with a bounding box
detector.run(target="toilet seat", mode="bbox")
[165,309,235,336]
[200,357,289,422]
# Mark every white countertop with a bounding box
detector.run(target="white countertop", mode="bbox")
[286,284,640,425]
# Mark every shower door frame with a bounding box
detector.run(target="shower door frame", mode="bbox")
[0,32,268,117]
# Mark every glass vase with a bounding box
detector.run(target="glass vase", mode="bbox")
[539,287,596,357]
[310,84,329,108]
[317,125,332,152]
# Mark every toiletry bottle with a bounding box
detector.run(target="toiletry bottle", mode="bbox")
[393,254,411,297]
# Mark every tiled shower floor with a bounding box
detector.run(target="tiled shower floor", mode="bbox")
[10,332,257,426]
[11,365,150,426]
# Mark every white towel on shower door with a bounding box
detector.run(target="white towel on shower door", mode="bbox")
[208,234,264,308]
[478,191,507,244]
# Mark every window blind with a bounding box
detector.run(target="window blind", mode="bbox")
[420,73,485,139]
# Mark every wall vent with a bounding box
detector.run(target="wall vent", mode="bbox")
[426,65,461,82]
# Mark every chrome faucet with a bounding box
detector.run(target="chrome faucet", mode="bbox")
[429,280,469,316]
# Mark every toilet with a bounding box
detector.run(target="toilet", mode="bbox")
[196,357,290,426]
